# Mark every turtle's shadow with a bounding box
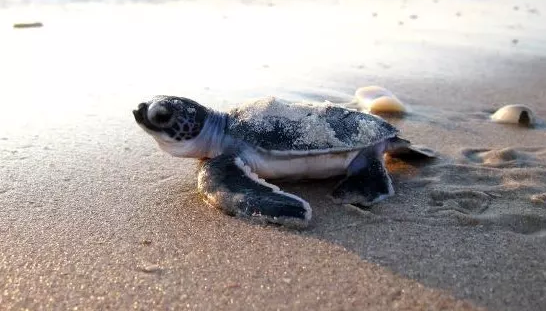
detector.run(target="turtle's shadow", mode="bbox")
[276,179,386,232]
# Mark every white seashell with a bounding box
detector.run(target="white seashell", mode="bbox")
[490,104,536,126]
[354,86,407,114]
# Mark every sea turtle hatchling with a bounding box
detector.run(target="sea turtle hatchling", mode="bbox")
[133,96,434,227]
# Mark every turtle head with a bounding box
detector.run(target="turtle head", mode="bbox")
[133,96,210,157]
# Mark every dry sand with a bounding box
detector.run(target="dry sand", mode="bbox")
[1,1,546,310]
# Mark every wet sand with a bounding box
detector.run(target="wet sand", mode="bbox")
[1,1,546,310]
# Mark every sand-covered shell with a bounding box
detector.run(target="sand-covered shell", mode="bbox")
[354,86,407,114]
[491,104,536,126]
[227,97,398,152]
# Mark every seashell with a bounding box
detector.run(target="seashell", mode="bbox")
[490,104,536,126]
[353,86,407,114]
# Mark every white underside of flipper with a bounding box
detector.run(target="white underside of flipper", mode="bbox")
[234,157,312,222]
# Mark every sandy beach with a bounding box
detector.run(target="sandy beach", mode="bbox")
[1,0,545,310]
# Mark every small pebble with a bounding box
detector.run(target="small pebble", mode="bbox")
[139,264,161,273]
[13,22,43,29]
[531,193,546,204]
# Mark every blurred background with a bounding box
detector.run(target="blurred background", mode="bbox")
[1,0,544,117]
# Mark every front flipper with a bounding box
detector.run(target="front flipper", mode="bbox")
[331,146,394,206]
[197,154,312,227]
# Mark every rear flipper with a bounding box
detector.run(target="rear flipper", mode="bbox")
[386,137,437,160]
[331,137,435,206]
[198,154,312,227]
[331,145,394,206]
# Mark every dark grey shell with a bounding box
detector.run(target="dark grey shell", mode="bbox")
[226,97,398,152]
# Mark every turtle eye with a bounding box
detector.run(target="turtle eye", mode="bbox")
[148,102,174,127]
